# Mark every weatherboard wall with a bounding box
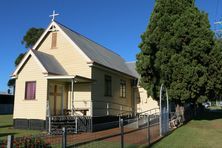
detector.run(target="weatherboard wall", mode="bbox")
[13,56,47,120]
[36,30,92,78]
[36,30,93,115]
[67,83,92,116]
[91,66,134,116]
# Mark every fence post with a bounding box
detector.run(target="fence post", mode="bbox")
[119,116,121,128]
[75,117,78,134]
[62,127,67,148]
[147,115,151,146]
[137,115,139,128]
[7,135,14,148]
[120,119,124,148]
[48,116,51,134]
[107,103,109,115]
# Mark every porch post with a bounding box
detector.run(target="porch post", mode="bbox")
[61,87,64,115]
[47,80,51,134]
[71,78,75,115]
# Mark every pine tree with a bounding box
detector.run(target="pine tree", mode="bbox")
[136,0,215,104]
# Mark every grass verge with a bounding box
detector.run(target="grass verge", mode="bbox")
[152,109,222,148]
[0,114,44,140]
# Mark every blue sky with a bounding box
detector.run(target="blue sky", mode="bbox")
[0,0,221,92]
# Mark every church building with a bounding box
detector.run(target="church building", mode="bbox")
[11,12,158,131]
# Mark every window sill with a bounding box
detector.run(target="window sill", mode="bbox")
[23,99,37,101]
[120,97,126,99]
[50,47,57,49]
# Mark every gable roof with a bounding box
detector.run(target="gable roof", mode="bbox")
[56,22,135,78]
[32,50,67,75]
[12,49,67,76]
[12,49,47,77]
[13,21,137,78]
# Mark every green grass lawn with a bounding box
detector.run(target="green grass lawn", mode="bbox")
[0,114,44,140]
[152,109,222,148]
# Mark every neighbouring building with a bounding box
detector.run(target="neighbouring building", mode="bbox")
[0,93,14,114]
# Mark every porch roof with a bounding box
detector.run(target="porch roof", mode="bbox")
[45,75,93,83]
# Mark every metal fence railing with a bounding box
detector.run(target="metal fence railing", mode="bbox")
[1,113,161,148]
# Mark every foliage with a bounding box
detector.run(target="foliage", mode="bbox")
[14,52,26,66]
[13,136,51,148]
[8,28,44,87]
[21,28,44,48]
[207,39,222,100]
[15,27,44,67]
[0,136,51,147]
[7,78,15,87]
[136,0,216,103]
[0,139,7,147]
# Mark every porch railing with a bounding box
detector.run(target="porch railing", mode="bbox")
[47,115,92,135]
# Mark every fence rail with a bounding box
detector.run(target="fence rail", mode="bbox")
[1,110,182,148]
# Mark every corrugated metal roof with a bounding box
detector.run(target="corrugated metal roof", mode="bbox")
[125,61,140,78]
[32,50,67,75]
[56,22,136,78]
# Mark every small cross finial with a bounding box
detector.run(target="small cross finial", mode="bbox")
[49,10,59,21]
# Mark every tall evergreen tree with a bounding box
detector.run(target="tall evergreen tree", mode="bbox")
[136,0,215,104]
[207,39,222,101]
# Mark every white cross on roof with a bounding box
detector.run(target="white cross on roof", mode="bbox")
[49,10,59,21]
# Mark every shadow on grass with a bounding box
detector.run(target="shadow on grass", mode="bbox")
[193,109,222,121]
[0,125,12,128]
[0,133,17,138]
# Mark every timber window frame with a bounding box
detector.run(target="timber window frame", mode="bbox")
[120,79,126,98]
[25,81,36,100]
[104,75,112,97]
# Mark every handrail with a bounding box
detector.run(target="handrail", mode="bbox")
[117,110,133,117]
[137,107,159,115]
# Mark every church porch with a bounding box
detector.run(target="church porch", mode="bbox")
[46,75,93,134]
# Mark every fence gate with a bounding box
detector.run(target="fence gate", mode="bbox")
[159,84,169,136]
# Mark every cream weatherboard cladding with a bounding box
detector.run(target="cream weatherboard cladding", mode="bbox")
[36,30,92,115]
[91,66,134,116]
[13,56,47,120]
[13,26,93,121]
[36,31,92,78]
[137,87,159,113]
[67,83,91,116]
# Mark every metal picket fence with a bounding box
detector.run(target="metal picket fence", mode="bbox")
[66,112,160,148]
[1,113,161,148]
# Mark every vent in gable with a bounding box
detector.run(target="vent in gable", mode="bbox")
[51,32,57,49]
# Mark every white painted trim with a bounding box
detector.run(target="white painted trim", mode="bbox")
[10,75,17,79]
[46,75,76,79]
[12,50,48,76]
[32,21,55,49]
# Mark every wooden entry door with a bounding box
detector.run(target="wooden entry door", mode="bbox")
[49,84,64,116]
